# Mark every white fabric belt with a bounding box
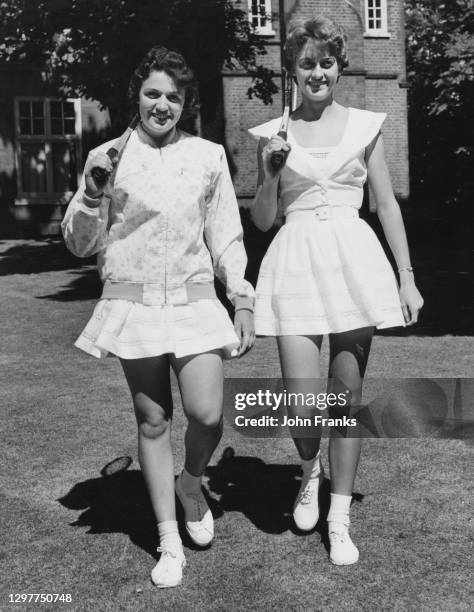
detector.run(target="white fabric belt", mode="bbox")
[285,207,359,223]
[101,280,216,305]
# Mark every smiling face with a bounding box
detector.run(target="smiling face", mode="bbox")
[293,40,340,102]
[138,70,185,139]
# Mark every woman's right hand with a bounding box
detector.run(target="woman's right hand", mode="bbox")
[261,134,291,180]
[84,152,114,200]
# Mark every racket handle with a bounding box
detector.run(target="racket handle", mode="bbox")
[90,147,119,183]
[270,150,288,170]
[90,166,110,182]
[270,129,289,170]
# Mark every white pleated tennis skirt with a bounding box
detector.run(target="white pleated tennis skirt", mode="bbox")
[75,298,240,359]
[255,211,405,336]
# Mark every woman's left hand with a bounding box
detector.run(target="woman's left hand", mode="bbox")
[399,283,424,325]
[234,309,255,357]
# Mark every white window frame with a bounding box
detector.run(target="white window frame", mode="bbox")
[14,96,82,205]
[364,0,390,38]
[248,0,275,36]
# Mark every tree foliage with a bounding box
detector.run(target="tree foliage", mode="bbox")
[0,0,278,129]
[405,0,473,206]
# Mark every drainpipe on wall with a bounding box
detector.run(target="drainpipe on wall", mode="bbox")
[278,0,287,110]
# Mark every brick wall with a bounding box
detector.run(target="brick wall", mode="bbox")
[224,75,283,197]
[363,0,409,198]
[365,78,409,198]
[363,0,406,77]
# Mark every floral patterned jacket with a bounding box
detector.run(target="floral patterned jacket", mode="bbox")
[62,129,254,309]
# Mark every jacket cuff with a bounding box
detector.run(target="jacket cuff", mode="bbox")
[81,193,103,210]
[233,296,254,311]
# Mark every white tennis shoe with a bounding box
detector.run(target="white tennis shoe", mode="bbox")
[328,523,359,565]
[151,547,186,588]
[293,461,324,531]
[175,473,214,546]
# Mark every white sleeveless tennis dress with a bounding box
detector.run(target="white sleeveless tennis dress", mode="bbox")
[248,107,405,336]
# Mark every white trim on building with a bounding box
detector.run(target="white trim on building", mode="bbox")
[364,0,390,38]
[248,0,275,36]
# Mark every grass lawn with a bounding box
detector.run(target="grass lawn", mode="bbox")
[0,240,472,611]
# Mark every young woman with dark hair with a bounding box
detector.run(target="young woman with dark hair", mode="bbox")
[62,46,254,588]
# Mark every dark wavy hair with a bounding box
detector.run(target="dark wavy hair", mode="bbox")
[284,16,349,75]
[128,46,199,119]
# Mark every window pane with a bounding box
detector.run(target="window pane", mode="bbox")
[63,101,75,118]
[19,118,32,135]
[50,101,62,119]
[52,142,77,192]
[20,143,47,192]
[64,118,76,135]
[249,0,272,30]
[366,0,387,31]
[33,118,45,135]
[19,101,31,118]
[51,118,63,135]
[32,101,44,118]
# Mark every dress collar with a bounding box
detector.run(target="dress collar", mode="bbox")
[285,108,354,181]
[287,107,352,151]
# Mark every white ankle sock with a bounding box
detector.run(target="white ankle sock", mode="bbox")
[301,451,321,477]
[158,520,182,552]
[327,493,352,529]
[180,468,202,494]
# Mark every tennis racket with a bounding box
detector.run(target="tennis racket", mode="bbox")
[270,73,298,171]
[100,455,133,477]
[90,114,139,183]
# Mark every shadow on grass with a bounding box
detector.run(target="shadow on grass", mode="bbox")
[58,468,157,557]
[58,450,363,557]
[58,465,223,557]
[38,268,102,301]
[0,239,102,301]
[206,447,364,551]
[0,238,94,275]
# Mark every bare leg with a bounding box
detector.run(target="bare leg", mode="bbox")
[277,335,324,460]
[171,350,224,476]
[120,356,175,523]
[328,327,374,495]
[325,327,374,565]
[170,350,224,546]
[277,335,326,530]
